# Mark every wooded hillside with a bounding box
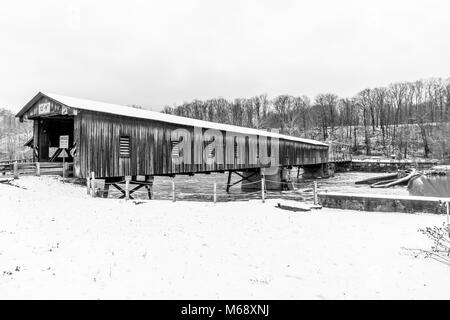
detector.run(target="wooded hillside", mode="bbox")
[162,77,450,159]
[0,108,32,161]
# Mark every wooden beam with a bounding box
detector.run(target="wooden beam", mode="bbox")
[226,171,232,193]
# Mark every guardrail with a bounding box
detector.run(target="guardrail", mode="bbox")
[0,162,73,178]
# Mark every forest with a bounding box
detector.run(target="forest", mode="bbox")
[162,77,450,159]
[1,77,450,161]
[0,108,32,161]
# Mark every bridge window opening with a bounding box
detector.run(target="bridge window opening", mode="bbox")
[171,140,181,159]
[205,138,215,159]
[234,138,239,160]
[119,136,131,158]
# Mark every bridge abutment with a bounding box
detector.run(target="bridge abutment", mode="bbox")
[302,163,334,179]
[240,168,294,191]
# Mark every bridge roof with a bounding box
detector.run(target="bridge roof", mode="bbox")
[17,92,328,147]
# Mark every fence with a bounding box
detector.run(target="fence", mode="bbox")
[86,172,321,204]
[0,158,33,165]
[351,158,439,172]
[0,161,73,178]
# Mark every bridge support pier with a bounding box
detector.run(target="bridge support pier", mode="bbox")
[235,168,294,192]
[302,163,334,179]
[334,161,352,173]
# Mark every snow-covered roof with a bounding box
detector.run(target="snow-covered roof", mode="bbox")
[17,92,328,147]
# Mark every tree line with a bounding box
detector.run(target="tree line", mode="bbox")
[162,77,450,158]
[0,108,32,160]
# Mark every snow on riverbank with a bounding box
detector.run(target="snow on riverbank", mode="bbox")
[0,176,449,299]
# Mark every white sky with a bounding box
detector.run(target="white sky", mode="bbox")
[1,0,449,112]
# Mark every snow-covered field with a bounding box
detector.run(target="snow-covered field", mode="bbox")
[0,176,449,299]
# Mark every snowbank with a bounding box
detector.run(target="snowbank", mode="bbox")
[0,176,449,299]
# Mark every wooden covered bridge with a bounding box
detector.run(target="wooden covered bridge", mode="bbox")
[16,92,333,196]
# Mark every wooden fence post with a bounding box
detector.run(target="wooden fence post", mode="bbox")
[91,172,96,198]
[172,178,176,202]
[35,162,40,177]
[86,176,91,195]
[13,161,18,179]
[261,174,265,203]
[313,181,318,205]
[213,182,217,204]
[62,162,68,178]
[125,176,130,200]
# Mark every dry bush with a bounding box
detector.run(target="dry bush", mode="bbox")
[406,223,450,266]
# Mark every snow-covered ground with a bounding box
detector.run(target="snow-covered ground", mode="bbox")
[0,176,449,299]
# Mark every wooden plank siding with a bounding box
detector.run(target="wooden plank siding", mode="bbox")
[75,111,329,179]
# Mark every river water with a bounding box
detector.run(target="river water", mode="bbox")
[107,170,409,202]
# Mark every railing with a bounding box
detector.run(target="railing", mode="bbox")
[328,141,352,163]
[329,153,352,163]
[0,162,73,178]
[351,158,439,164]
[350,158,439,172]
[0,158,33,165]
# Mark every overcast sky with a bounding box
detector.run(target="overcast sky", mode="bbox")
[1,0,449,112]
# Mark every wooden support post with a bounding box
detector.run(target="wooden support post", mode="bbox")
[213,182,217,204]
[172,178,176,202]
[91,172,95,198]
[261,174,265,203]
[145,185,152,200]
[65,162,70,178]
[86,177,91,195]
[313,181,318,205]
[13,161,18,179]
[102,184,110,199]
[226,171,232,193]
[62,153,66,178]
[35,162,40,177]
[125,176,131,200]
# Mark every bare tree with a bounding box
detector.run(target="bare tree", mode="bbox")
[160,76,450,159]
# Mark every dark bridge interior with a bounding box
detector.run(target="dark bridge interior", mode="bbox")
[35,117,74,162]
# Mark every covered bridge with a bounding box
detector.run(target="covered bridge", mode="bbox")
[16,92,329,191]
